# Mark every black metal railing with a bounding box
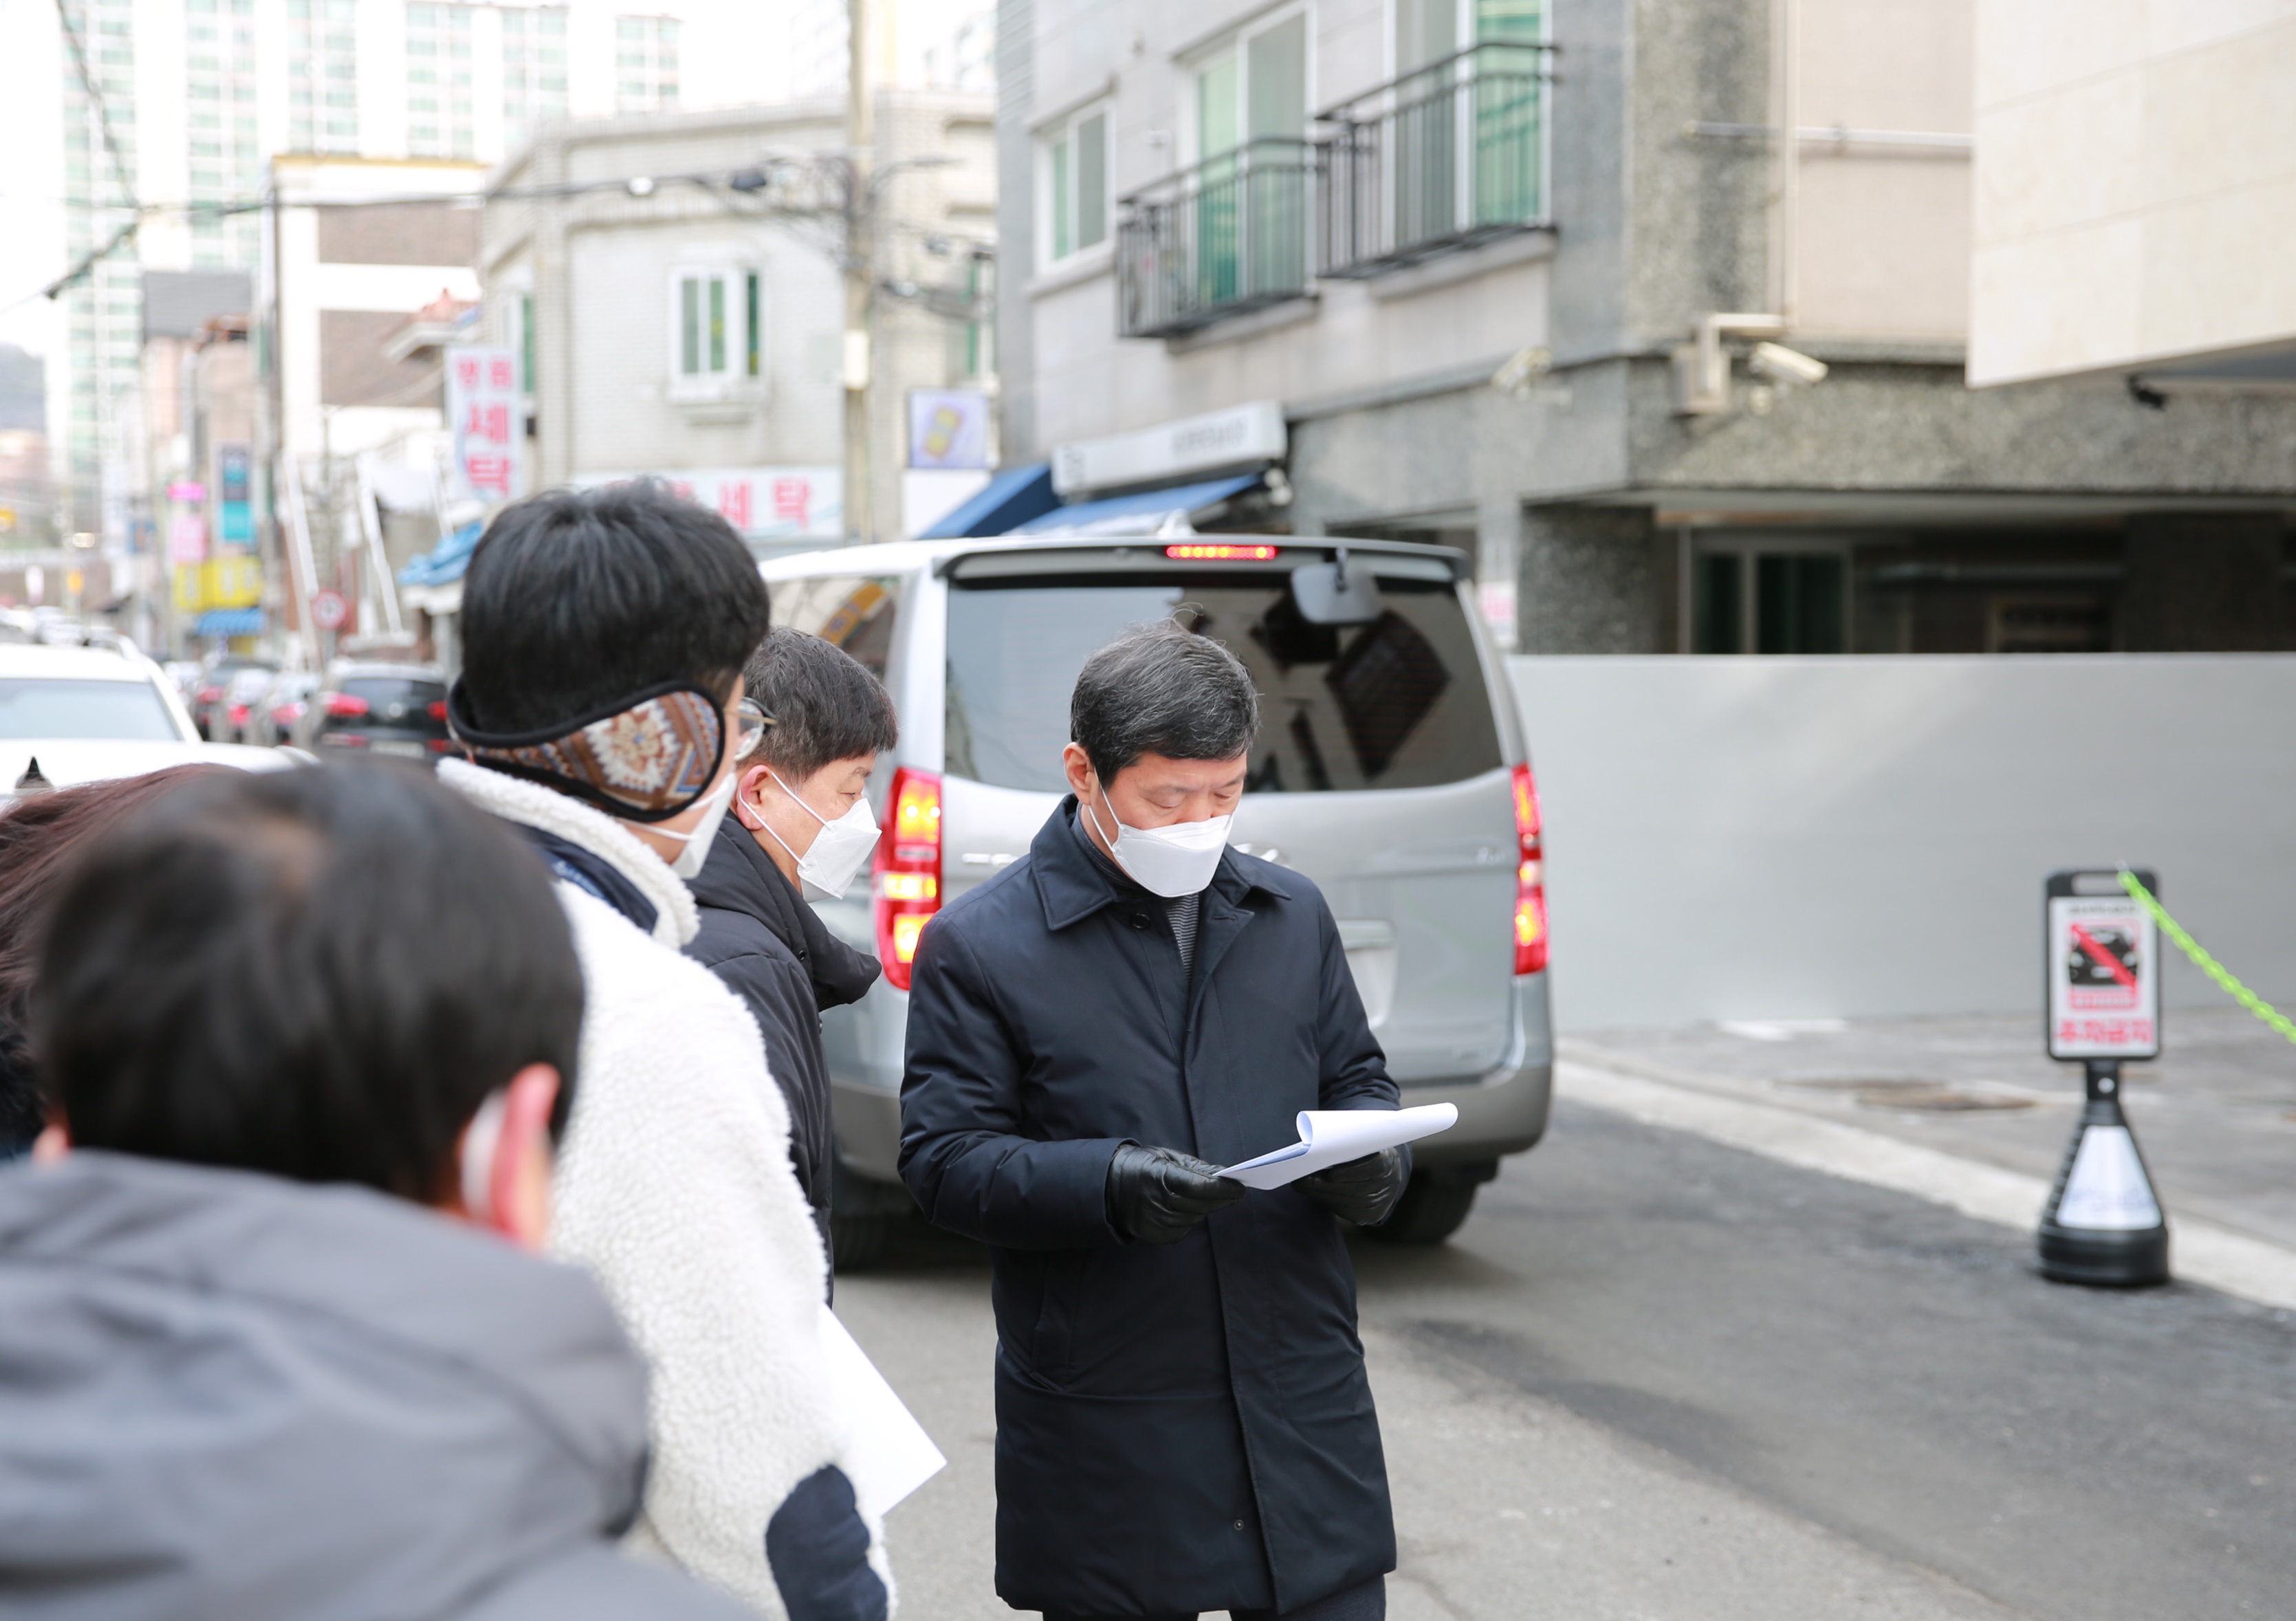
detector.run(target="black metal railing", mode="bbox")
[1317,41,1553,279]
[1117,138,1319,339]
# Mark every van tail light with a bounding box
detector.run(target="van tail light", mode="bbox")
[1511,761,1549,977]
[428,699,449,721]
[874,767,941,992]
[196,684,224,704]
[324,693,369,718]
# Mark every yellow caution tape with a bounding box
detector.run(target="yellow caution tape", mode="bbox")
[2118,869,2296,1047]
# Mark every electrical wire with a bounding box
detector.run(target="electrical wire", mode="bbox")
[52,0,139,214]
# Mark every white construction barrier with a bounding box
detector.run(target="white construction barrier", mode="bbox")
[1511,655,2296,1031]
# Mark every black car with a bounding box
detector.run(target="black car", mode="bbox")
[311,665,452,761]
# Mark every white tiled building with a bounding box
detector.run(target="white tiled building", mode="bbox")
[1968,0,2296,392]
[481,92,997,547]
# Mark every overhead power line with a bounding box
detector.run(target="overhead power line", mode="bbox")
[53,0,140,214]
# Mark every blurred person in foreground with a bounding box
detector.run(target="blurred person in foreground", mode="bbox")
[901,622,1407,1621]
[0,766,229,1162]
[0,761,751,1620]
[688,629,897,1265]
[439,482,887,1620]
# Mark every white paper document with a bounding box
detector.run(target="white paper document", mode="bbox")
[818,1305,948,1521]
[1220,1103,1460,1190]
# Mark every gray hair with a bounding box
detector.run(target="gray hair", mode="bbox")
[743,628,898,777]
[1070,620,1260,784]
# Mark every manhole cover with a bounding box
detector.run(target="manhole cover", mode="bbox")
[1857,1086,2035,1113]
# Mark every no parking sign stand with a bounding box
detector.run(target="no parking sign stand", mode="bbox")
[2038,870,2169,1288]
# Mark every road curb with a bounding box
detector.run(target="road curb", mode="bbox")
[1559,1058,2296,1312]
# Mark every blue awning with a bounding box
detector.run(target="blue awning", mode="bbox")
[1010,473,1265,536]
[398,518,483,586]
[919,462,1060,538]
[193,607,265,638]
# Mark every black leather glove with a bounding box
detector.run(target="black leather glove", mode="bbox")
[1105,1142,1247,1243]
[1299,1146,1409,1227]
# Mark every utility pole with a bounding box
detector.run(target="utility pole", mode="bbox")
[842,0,875,545]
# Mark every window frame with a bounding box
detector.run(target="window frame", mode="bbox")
[1684,533,1852,655]
[666,263,764,401]
[1181,1,1315,168]
[1036,100,1112,272]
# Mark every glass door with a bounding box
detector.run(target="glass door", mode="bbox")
[1245,14,1307,297]
[1195,52,1243,306]
[1393,0,1459,248]
[1474,0,1542,226]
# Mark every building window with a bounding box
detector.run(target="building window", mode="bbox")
[1691,542,1848,654]
[672,267,761,395]
[1040,103,1108,266]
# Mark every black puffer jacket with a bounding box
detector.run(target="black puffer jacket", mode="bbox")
[686,816,881,1256]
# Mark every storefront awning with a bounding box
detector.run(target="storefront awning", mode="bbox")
[918,463,1060,538]
[398,519,483,587]
[1010,473,1266,536]
[192,607,265,638]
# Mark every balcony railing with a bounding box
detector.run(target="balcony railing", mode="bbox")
[1316,41,1555,279]
[1117,138,1319,339]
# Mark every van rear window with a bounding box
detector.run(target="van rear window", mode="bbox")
[945,572,1501,794]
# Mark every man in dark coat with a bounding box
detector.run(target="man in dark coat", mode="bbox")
[690,628,897,1261]
[901,622,1410,1621]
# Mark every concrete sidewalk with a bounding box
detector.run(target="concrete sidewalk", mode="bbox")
[1561,1008,2296,1283]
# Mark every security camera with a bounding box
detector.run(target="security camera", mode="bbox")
[1747,342,1828,387]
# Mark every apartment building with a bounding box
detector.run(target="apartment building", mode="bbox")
[44,0,694,545]
[989,0,2296,653]
[481,94,997,550]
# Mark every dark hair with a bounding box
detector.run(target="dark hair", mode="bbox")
[0,767,233,1157]
[34,760,584,1204]
[458,480,773,734]
[1070,620,1260,784]
[745,629,899,779]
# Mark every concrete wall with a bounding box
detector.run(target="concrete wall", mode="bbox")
[1513,653,2296,1030]
[1969,0,2296,385]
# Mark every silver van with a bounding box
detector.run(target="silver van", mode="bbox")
[761,534,1553,1260]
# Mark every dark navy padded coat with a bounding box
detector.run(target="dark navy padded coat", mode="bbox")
[899,798,1399,1618]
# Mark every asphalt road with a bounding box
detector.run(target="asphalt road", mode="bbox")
[838,1100,2296,1620]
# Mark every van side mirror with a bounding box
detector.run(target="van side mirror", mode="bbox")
[1290,547,1384,626]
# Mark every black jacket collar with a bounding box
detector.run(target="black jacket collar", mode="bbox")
[1029,795,1287,933]
[688,818,879,1009]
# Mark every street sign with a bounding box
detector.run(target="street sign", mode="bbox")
[311,587,349,631]
[2045,869,2159,1062]
[2038,868,2169,1287]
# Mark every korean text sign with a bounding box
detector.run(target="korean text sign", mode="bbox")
[446,345,525,503]
[2046,870,2160,1060]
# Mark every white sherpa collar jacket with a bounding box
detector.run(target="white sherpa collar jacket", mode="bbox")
[441,759,888,1618]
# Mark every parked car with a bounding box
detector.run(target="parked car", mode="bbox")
[247,670,321,748]
[1,642,294,807]
[190,657,278,741]
[761,534,1553,1262]
[309,663,452,760]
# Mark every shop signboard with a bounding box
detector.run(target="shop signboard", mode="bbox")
[447,345,525,503]
[572,467,843,540]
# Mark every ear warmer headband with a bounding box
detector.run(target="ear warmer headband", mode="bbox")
[447,677,728,823]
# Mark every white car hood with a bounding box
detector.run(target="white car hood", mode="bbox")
[2,739,295,802]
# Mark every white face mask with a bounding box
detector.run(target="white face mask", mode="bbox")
[1084,792,1232,898]
[650,768,740,880]
[745,766,882,901]
[459,1089,509,1224]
